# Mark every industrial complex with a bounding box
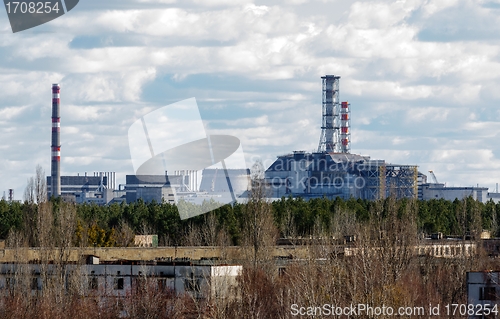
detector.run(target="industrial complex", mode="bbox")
[2,78,497,205]
[263,75,499,203]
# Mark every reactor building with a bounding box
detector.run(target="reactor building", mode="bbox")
[124,169,250,205]
[265,75,419,200]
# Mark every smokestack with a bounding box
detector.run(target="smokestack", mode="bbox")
[317,75,352,153]
[51,84,61,198]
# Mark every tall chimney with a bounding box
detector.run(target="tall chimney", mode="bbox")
[51,84,61,198]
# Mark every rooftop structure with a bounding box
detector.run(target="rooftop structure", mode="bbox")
[47,172,120,204]
[420,183,489,203]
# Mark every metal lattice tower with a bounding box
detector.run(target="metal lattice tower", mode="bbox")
[318,75,341,153]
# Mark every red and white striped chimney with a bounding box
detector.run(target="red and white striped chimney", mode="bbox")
[340,101,350,153]
[51,84,61,197]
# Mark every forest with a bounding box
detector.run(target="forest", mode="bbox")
[0,194,498,247]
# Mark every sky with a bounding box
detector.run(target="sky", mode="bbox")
[1,0,500,199]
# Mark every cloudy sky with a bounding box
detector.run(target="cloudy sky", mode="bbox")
[1,0,500,199]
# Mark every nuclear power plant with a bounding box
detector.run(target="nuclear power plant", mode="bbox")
[42,77,499,205]
[265,75,419,200]
[264,75,493,201]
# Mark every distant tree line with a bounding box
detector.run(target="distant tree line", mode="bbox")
[0,195,498,247]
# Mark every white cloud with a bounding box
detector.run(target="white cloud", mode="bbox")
[0,105,29,120]
[2,0,500,196]
[406,106,451,123]
[420,0,461,17]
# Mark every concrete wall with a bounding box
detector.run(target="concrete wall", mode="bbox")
[0,246,312,263]
[0,242,483,264]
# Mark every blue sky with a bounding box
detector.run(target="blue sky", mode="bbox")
[1,0,500,199]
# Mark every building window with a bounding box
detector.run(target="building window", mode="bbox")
[184,273,200,292]
[31,278,39,290]
[279,267,287,277]
[158,278,169,291]
[114,278,124,290]
[88,277,98,290]
[6,278,15,291]
[480,287,497,301]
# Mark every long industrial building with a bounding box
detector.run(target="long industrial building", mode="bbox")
[47,172,122,205]
[0,258,241,300]
[125,169,250,204]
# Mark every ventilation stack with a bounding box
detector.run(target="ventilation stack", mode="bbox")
[317,75,351,153]
[317,75,340,152]
[51,84,61,198]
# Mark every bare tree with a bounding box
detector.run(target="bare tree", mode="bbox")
[201,211,219,246]
[184,221,203,246]
[23,165,47,204]
[115,221,136,247]
[242,160,278,266]
[35,165,47,204]
[23,176,35,204]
